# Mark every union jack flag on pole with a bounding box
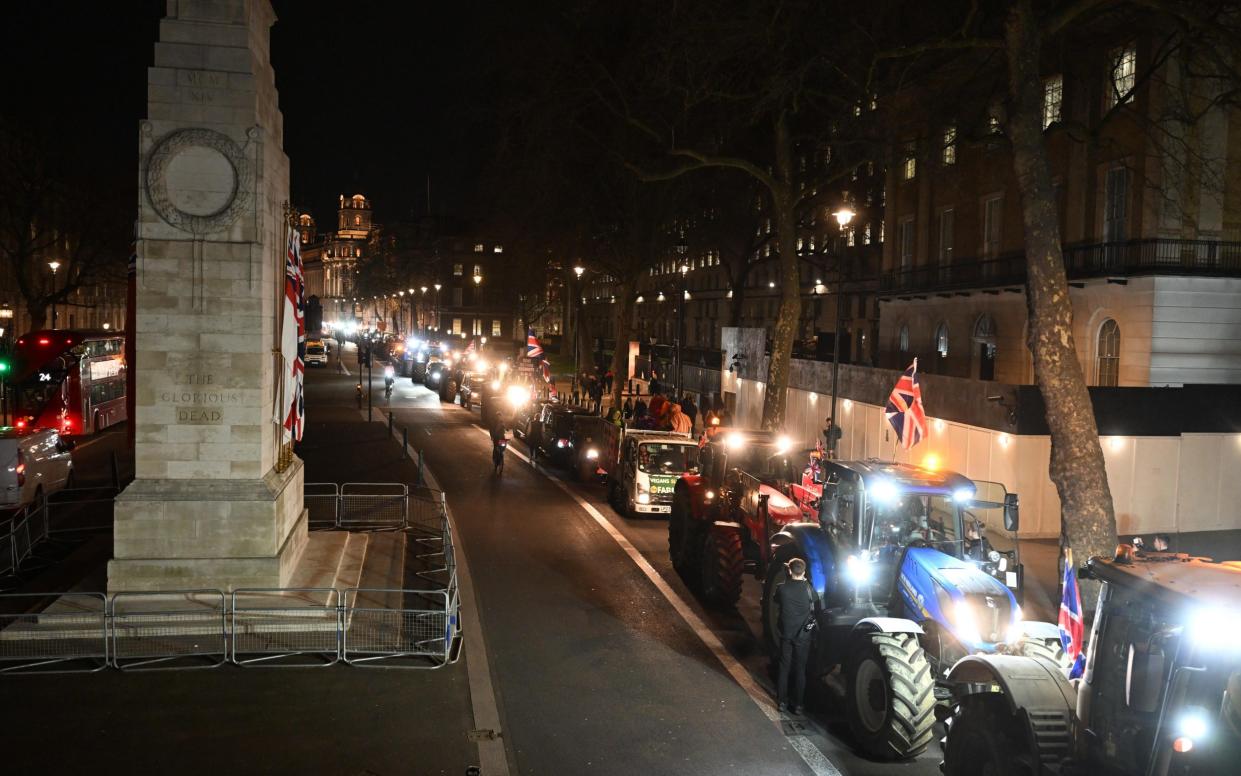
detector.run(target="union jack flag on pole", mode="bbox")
[885,359,927,450]
[280,224,306,443]
[1059,548,1087,679]
[526,328,544,360]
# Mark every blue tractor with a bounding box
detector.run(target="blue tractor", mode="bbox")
[761,459,1062,760]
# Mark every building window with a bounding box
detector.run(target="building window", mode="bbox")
[934,322,949,358]
[847,228,856,247]
[863,224,872,244]
[494,245,503,254]
[472,318,483,336]
[937,209,954,266]
[452,318,463,335]
[982,195,1003,258]
[453,263,463,276]
[942,126,957,165]
[901,141,917,180]
[877,221,884,243]
[452,287,463,306]
[1108,45,1137,106]
[1096,319,1120,386]
[898,324,910,354]
[1104,167,1129,242]
[492,319,502,337]
[1042,75,1063,128]
[473,263,483,277]
[898,217,915,272]
[474,244,484,253]
[354,215,361,225]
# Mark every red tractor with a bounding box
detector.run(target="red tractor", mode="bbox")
[668,428,806,607]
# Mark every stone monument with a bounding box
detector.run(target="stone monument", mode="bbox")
[108,0,307,591]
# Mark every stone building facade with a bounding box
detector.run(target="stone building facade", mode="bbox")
[298,193,374,325]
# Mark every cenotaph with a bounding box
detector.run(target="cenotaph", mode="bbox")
[108,0,307,591]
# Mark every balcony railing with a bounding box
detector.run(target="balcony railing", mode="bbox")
[880,238,1241,294]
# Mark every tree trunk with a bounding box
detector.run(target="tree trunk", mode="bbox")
[609,277,637,410]
[1005,0,1116,605]
[761,112,800,431]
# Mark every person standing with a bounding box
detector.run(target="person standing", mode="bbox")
[774,558,816,714]
[669,403,692,434]
[680,395,698,432]
[823,416,842,458]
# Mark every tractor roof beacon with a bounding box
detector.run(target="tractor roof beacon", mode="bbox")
[759,458,1062,761]
[941,550,1241,776]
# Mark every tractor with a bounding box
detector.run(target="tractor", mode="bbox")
[760,459,1063,761]
[941,547,1241,776]
[668,428,805,607]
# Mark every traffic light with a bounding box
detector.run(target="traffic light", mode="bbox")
[0,358,8,374]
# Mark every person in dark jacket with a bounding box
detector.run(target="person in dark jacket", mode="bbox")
[774,557,816,714]
[680,395,698,431]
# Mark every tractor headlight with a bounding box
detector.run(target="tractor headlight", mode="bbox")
[951,600,983,646]
[1173,707,1211,754]
[705,490,715,500]
[988,550,1002,564]
[1189,606,1241,651]
[1004,605,1024,645]
[845,554,873,586]
[867,478,899,505]
[505,385,529,408]
[586,448,599,460]
[491,380,502,391]
[952,487,975,504]
[775,435,792,454]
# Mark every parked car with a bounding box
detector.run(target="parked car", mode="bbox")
[0,427,75,511]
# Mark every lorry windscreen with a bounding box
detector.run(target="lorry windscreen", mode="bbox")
[639,444,697,474]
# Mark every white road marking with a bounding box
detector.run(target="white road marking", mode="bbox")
[486,429,843,776]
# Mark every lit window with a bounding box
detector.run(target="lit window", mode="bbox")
[472,318,483,335]
[863,224,872,244]
[847,229,856,247]
[1108,45,1136,106]
[474,244,484,253]
[877,221,884,243]
[453,263,463,276]
[902,142,916,180]
[934,323,949,358]
[492,319,502,337]
[942,126,956,165]
[452,318,462,335]
[1096,319,1120,386]
[473,264,483,277]
[1043,75,1063,129]
[494,245,503,253]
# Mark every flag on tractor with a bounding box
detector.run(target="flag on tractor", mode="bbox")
[280,223,305,443]
[526,328,544,359]
[884,358,927,450]
[539,359,553,383]
[1058,548,1087,679]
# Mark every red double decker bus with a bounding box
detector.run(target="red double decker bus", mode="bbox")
[10,330,127,437]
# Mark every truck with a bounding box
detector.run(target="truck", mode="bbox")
[759,459,1062,760]
[606,430,698,517]
[941,547,1241,776]
[669,428,807,607]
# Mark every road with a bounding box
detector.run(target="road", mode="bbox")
[308,343,945,776]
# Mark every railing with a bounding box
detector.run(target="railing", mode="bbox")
[2,487,117,589]
[879,238,1241,294]
[305,482,410,529]
[0,488,460,673]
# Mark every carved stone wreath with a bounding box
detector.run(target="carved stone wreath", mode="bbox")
[145,128,252,234]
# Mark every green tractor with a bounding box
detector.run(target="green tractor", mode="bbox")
[941,548,1241,775]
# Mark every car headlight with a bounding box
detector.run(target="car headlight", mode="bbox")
[705,490,715,500]
[586,449,599,460]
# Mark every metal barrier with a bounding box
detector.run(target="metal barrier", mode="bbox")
[0,593,109,674]
[46,487,117,536]
[342,583,458,668]
[110,590,228,671]
[230,588,342,667]
[338,482,407,528]
[305,482,340,528]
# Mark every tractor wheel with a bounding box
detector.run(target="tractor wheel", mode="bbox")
[699,527,744,608]
[1019,637,1070,673]
[844,630,936,760]
[669,490,691,575]
[942,695,1037,776]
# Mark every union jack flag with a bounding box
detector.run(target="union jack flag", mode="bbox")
[526,328,544,360]
[281,224,305,443]
[1059,548,1087,679]
[539,359,553,383]
[884,359,926,450]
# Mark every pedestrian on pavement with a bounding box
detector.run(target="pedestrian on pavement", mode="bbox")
[649,375,662,397]
[623,397,634,419]
[633,397,647,422]
[669,403,692,434]
[590,380,604,414]
[680,395,698,431]
[823,416,842,458]
[775,558,817,715]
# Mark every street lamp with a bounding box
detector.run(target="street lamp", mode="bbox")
[828,206,856,457]
[676,257,689,397]
[570,263,586,402]
[434,283,442,333]
[47,261,61,329]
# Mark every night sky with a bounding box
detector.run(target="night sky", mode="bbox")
[2,1,500,228]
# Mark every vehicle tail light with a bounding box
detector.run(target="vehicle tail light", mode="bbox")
[15,419,26,429]
[38,337,50,345]
[16,452,25,487]
[557,438,568,448]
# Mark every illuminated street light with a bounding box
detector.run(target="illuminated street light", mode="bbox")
[420,286,428,294]
[833,207,856,227]
[473,273,482,285]
[573,263,585,278]
[48,261,61,329]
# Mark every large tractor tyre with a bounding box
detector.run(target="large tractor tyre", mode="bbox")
[1019,637,1071,673]
[844,631,936,760]
[941,695,1037,776]
[699,528,744,609]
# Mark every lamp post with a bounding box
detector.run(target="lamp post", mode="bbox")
[675,236,689,399]
[572,263,585,402]
[433,283,442,332]
[47,261,61,329]
[0,302,10,424]
[827,206,855,457]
